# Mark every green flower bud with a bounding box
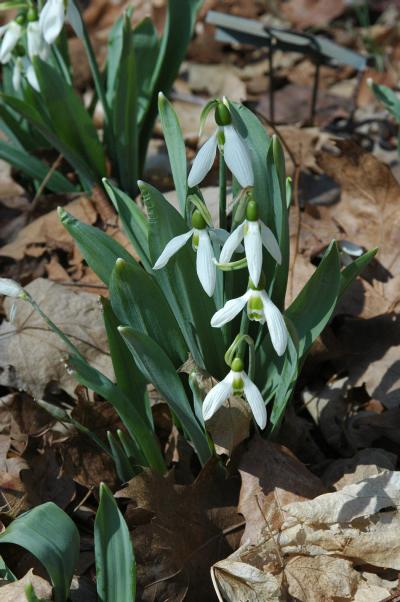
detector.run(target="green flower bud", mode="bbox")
[246,200,259,222]
[191,209,207,230]
[215,102,232,126]
[231,357,244,372]
[27,7,38,21]
[16,13,26,25]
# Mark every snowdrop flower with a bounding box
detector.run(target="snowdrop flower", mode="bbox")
[27,19,49,60]
[39,0,65,44]
[202,357,267,429]
[211,279,288,356]
[0,20,23,64]
[219,200,281,287]
[188,100,254,189]
[153,210,216,296]
[26,62,40,91]
[0,278,26,299]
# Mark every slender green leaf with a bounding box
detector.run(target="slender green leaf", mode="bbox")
[119,326,211,465]
[106,14,124,106]
[110,258,187,365]
[158,92,187,213]
[69,355,166,474]
[0,140,76,193]
[33,57,106,179]
[101,297,151,427]
[103,178,151,270]
[0,502,79,602]
[112,14,138,195]
[95,483,136,602]
[134,17,160,123]
[107,431,135,482]
[58,207,137,286]
[339,247,378,296]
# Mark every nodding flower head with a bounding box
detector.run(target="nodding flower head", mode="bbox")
[0,21,23,64]
[202,356,267,429]
[219,200,282,287]
[187,100,254,189]
[39,0,66,44]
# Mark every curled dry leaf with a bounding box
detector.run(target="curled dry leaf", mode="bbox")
[0,569,52,601]
[0,278,113,398]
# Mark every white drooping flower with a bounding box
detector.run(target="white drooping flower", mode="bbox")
[27,20,49,60]
[202,357,267,429]
[153,210,217,297]
[39,0,66,44]
[188,100,254,189]
[25,62,40,91]
[0,22,22,64]
[219,200,281,288]
[211,286,288,357]
[0,278,25,298]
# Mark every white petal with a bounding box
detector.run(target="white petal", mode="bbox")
[244,221,263,286]
[188,133,217,188]
[243,373,267,429]
[12,59,22,91]
[26,64,40,91]
[211,290,251,327]
[196,230,216,296]
[39,0,65,44]
[0,22,21,64]
[210,228,244,252]
[202,374,233,422]
[0,278,24,298]
[153,229,193,269]
[261,291,288,356]
[27,21,44,59]
[260,221,282,264]
[223,124,254,188]
[219,222,245,264]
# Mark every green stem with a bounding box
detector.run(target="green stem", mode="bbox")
[219,152,227,230]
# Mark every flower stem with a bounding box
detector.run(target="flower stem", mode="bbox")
[219,153,227,230]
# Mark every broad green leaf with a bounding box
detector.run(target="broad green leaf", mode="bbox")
[58,207,137,286]
[286,241,341,359]
[103,178,151,270]
[69,355,166,474]
[101,297,151,427]
[138,180,226,377]
[0,104,37,151]
[110,258,187,365]
[119,326,211,465]
[158,92,187,213]
[106,14,124,106]
[0,502,79,602]
[95,483,136,602]
[33,58,106,179]
[112,13,138,195]
[0,140,76,193]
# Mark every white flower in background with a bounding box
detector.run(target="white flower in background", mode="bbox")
[211,283,288,357]
[27,20,49,60]
[39,0,66,44]
[0,21,22,64]
[219,200,281,287]
[0,278,26,299]
[202,357,267,429]
[188,100,254,189]
[153,210,216,297]
[25,62,40,91]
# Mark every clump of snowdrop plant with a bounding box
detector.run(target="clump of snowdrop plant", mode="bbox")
[0,92,374,476]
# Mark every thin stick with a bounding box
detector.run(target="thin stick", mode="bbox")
[29,153,64,216]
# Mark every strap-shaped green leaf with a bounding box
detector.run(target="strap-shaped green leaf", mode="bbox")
[0,502,79,602]
[58,207,137,286]
[339,247,378,296]
[95,483,136,602]
[69,355,166,474]
[286,241,341,359]
[32,58,106,180]
[158,92,187,214]
[110,258,187,365]
[0,140,76,193]
[134,18,160,124]
[119,326,211,466]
